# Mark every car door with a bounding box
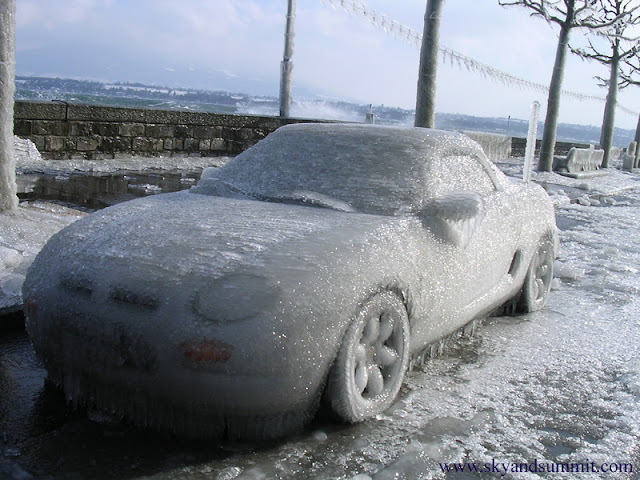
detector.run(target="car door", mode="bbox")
[423,152,518,312]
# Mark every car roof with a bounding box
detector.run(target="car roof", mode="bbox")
[194,123,494,216]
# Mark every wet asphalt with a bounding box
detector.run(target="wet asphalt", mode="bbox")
[1,317,242,479]
[4,166,640,479]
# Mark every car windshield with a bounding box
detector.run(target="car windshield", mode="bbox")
[193,124,486,216]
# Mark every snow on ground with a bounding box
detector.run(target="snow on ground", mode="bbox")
[2,142,640,478]
[17,154,229,175]
[0,202,86,315]
[16,136,230,176]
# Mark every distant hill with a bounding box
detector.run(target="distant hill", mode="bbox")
[15,76,635,147]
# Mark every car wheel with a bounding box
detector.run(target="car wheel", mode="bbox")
[518,237,555,313]
[327,291,410,423]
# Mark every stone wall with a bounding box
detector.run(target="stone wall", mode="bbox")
[14,100,607,161]
[510,137,591,157]
[13,101,325,159]
[463,131,511,160]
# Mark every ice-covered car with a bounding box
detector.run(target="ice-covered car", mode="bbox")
[23,124,557,440]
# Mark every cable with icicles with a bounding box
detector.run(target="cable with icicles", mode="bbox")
[319,0,638,117]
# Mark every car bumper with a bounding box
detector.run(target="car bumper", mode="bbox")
[24,282,328,429]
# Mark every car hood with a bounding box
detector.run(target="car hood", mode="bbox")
[31,190,387,284]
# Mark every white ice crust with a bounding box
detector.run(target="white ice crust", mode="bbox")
[22,123,557,440]
[0,202,85,313]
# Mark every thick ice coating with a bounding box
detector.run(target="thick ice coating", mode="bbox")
[194,124,504,216]
[23,123,557,440]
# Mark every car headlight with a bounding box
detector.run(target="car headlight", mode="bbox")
[193,273,280,323]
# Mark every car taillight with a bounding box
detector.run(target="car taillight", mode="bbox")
[182,339,233,364]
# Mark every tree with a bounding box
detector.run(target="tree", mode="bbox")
[415,0,444,128]
[499,0,624,171]
[571,0,639,167]
[618,53,640,164]
[0,0,17,212]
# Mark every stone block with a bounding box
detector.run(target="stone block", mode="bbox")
[150,138,164,152]
[184,138,199,152]
[94,122,120,136]
[69,122,92,136]
[45,136,65,152]
[172,138,184,151]
[32,120,67,136]
[119,123,145,137]
[175,125,194,138]
[193,125,223,139]
[14,119,32,136]
[210,138,226,151]
[132,137,151,152]
[163,138,174,150]
[146,124,175,137]
[77,136,101,152]
[113,137,132,152]
[199,139,211,151]
[32,135,45,151]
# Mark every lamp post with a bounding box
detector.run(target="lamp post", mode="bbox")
[415,0,443,128]
[279,0,295,118]
[0,0,17,211]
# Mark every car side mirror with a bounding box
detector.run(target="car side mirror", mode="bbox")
[420,192,484,248]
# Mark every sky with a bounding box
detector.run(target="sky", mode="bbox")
[14,0,640,130]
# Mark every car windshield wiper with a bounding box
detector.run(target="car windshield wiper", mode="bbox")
[194,180,356,213]
[260,190,356,213]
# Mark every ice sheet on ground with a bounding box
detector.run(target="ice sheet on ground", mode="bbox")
[497,156,640,206]
[15,136,230,175]
[0,202,86,314]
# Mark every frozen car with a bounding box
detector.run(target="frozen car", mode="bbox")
[23,124,557,440]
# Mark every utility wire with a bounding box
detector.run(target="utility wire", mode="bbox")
[320,0,638,116]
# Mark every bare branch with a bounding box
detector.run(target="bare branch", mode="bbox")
[498,0,566,25]
[619,52,640,88]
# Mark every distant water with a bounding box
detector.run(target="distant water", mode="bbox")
[15,75,635,147]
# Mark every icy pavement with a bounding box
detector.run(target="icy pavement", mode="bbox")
[17,154,229,176]
[0,202,86,315]
[1,155,640,479]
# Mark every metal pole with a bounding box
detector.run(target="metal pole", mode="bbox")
[0,0,17,211]
[523,101,540,183]
[414,0,444,128]
[279,0,295,118]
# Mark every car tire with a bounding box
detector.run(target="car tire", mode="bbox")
[327,291,410,423]
[517,236,555,313]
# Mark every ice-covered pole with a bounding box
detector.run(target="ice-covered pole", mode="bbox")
[0,0,17,211]
[523,101,540,183]
[279,0,295,118]
[415,0,444,128]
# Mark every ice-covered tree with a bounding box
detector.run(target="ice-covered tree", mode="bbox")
[415,0,444,128]
[619,53,640,162]
[571,0,639,167]
[0,0,16,211]
[499,0,625,171]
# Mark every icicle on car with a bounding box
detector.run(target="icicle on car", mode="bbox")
[23,124,558,440]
